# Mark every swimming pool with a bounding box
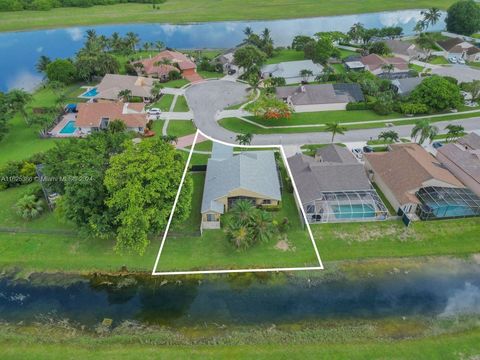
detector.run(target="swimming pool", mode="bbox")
[81,87,98,98]
[331,204,376,219]
[59,121,77,134]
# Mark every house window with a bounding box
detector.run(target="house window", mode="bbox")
[206,214,216,222]
[306,204,315,214]
[262,199,272,205]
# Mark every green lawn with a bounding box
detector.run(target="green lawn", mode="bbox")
[332,63,346,74]
[198,71,222,79]
[312,219,480,262]
[266,49,305,64]
[338,49,359,59]
[429,56,449,65]
[164,78,190,88]
[188,140,213,152]
[167,120,196,138]
[173,95,190,112]
[1,1,458,32]
[150,94,175,112]
[300,143,345,156]
[170,173,204,234]
[409,63,424,72]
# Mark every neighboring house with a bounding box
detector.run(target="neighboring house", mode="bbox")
[201,143,282,230]
[95,74,156,102]
[391,77,423,97]
[437,38,480,62]
[383,39,426,60]
[134,50,201,81]
[360,54,409,76]
[288,144,388,223]
[213,47,239,73]
[436,133,480,196]
[275,83,364,112]
[344,60,366,71]
[260,60,324,84]
[364,143,472,219]
[75,102,147,135]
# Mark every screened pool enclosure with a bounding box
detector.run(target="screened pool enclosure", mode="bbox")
[304,190,389,223]
[415,186,480,220]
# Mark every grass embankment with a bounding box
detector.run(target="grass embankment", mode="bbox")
[150,94,175,112]
[0,1,458,32]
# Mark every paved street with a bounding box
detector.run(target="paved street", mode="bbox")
[186,80,480,146]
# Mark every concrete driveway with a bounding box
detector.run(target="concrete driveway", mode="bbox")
[431,65,480,83]
[185,80,250,143]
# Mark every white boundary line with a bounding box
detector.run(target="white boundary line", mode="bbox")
[152,129,324,275]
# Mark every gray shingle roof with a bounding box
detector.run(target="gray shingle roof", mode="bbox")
[288,152,372,204]
[261,60,323,80]
[392,77,423,96]
[315,144,358,164]
[201,150,282,214]
[275,83,364,106]
[437,143,480,182]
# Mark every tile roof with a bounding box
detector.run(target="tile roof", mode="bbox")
[275,83,364,105]
[383,39,415,56]
[75,102,147,128]
[437,37,465,52]
[360,53,409,72]
[261,60,324,80]
[201,147,282,214]
[137,50,196,75]
[458,132,480,150]
[95,74,155,100]
[288,148,372,204]
[364,143,463,205]
[315,144,359,164]
[437,143,480,183]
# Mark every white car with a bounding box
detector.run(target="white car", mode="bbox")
[457,58,466,65]
[448,56,457,64]
[352,148,363,159]
[147,108,161,115]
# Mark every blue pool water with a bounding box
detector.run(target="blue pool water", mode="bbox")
[332,204,376,219]
[431,205,476,218]
[82,88,98,97]
[59,121,77,134]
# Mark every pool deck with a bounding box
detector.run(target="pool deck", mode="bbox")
[50,113,79,138]
[78,86,98,99]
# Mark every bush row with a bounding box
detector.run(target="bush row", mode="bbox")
[0,0,165,12]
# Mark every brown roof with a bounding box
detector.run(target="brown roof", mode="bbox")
[466,46,480,55]
[96,74,155,100]
[360,53,408,71]
[76,102,147,128]
[437,37,464,52]
[365,143,463,205]
[458,132,480,150]
[137,50,196,76]
[437,143,480,183]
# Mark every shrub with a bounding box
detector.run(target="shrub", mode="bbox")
[168,70,182,80]
[46,59,77,84]
[15,194,44,220]
[400,102,429,115]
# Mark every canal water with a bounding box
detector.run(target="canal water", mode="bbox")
[1,269,478,328]
[0,9,446,92]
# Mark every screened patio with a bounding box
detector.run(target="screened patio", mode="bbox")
[304,190,389,223]
[415,186,480,220]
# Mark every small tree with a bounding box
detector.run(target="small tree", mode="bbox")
[378,130,399,143]
[46,59,77,84]
[299,69,314,83]
[108,119,127,133]
[325,122,347,143]
[445,124,465,142]
[236,133,253,145]
[368,42,391,55]
[117,89,132,102]
[411,119,439,144]
[251,95,293,120]
[15,194,44,220]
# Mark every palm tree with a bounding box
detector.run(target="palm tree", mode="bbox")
[228,222,251,250]
[445,124,465,142]
[142,42,151,52]
[154,40,165,51]
[15,195,44,220]
[7,89,32,123]
[125,32,140,53]
[414,20,426,34]
[109,32,122,52]
[117,89,132,102]
[85,29,97,42]
[230,199,257,224]
[347,22,365,43]
[325,122,347,143]
[247,74,261,91]
[251,210,275,244]
[150,81,163,99]
[411,119,439,144]
[378,130,399,143]
[36,55,51,74]
[381,63,395,74]
[160,135,178,144]
[317,66,333,83]
[243,26,254,38]
[236,133,253,145]
[421,7,441,29]
[299,69,314,83]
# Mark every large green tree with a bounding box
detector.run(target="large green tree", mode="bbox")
[410,76,463,112]
[233,45,266,75]
[104,138,192,255]
[46,59,77,84]
[445,0,480,35]
[43,131,130,236]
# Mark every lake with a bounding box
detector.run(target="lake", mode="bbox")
[0,9,445,92]
[1,269,479,328]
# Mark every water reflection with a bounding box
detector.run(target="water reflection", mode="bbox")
[0,10,445,92]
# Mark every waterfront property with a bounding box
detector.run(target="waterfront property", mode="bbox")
[93,74,156,101]
[260,60,323,84]
[437,38,480,62]
[201,143,282,230]
[382,39,426,60]
[364,143,473,219]
[360,53,409,77]
[288,144,388,223]
[133,49,201,82]
[436,133,480,196]
[74,102,147,135]
[275,83,364,112]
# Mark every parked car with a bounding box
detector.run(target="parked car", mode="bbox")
[227,69,237,75]
[432,142,443,149]
[147,108,161,115]
[448,56,457,64]
[352,148,363,159]
[457,58,466,65]
[363,146,374,153]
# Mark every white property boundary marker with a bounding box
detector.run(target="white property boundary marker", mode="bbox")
[152,129,324,275]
